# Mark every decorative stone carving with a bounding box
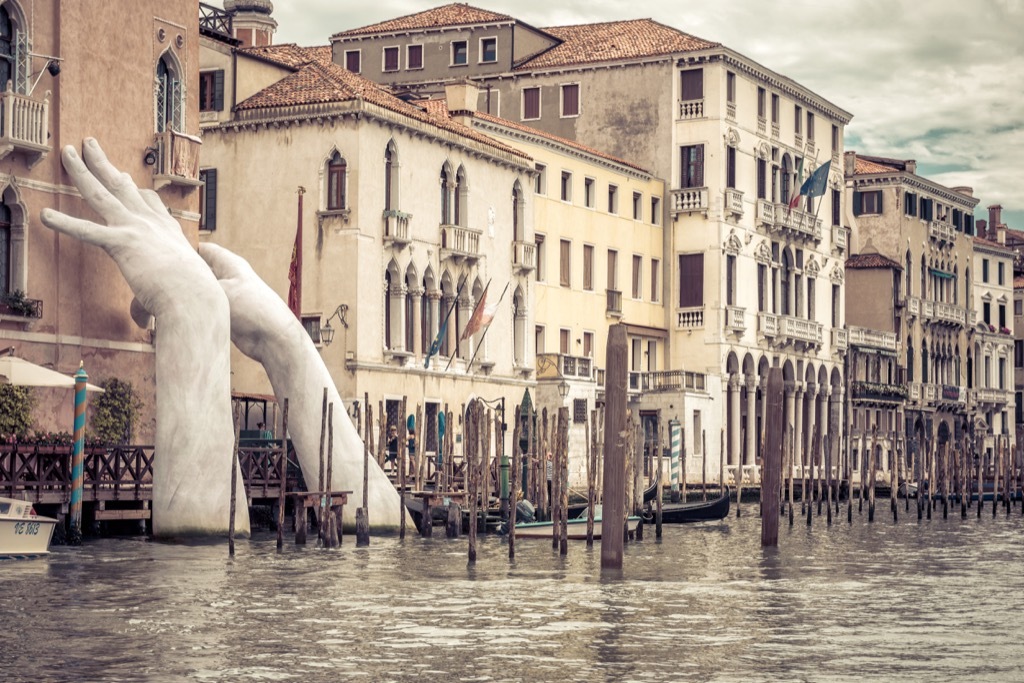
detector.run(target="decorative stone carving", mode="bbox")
[723,229,742,255]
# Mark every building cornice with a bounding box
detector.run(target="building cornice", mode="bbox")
[849,171,980,210]
[333,20,517,44]
[205,99,533,172]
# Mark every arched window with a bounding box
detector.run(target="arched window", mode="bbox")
[921,340,928,383]
[906,337,914,383]
[0,7,12,91]
[454,165,467,227]
[905,250,912,299]
[780,154,792,205]
[156,53,183,133]
[440,165,452,224]
[512,182,522,242]
[383,270,393,349]
[404,265,417,353]
[384,140,400,212]
[326,151,347,210]
[421,271,434,355]
[781,249,791,316]
[0,202,9,294]
[513,286,526,366]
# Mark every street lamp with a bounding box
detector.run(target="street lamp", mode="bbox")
[320,304,349,347]
[558,379,570,400]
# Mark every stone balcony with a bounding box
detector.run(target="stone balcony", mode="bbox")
[772,202,822,241]
[439,224,482,263]
[831,327,848,352]
[760,312,822,347]
[512,240,535,273]
[670,187,708,216]
[724,188,744,218]
[928,219,957,243]
[832,224,847,251]
[974,387,1010,406]
[756,198,775,227]
[382,210,411,246]
[536,353,594,382]
[677,306,704,329]
[725,305,746,334]
[152,129,202,191]
[848,326,898,351]
[677,98,704,120]
[932,301,966,327]
[0,89,50,168]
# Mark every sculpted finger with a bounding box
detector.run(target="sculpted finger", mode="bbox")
[199,243,252,281]
[40,207,118,248]
[139,188,172,218]
[82,139,157,218]
[60,143,132,226]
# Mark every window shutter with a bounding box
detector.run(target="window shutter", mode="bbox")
[678,253,704,307]
[204,169,217,231]
[213,70,225,111]
[681,69,703,100]
[695,145,704,187]
[852,190,862,216]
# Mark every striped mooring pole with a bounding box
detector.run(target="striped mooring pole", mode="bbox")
[69,362,88,544]
[669,419,682,494]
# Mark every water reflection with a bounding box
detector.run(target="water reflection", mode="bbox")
[4,513,1024,680]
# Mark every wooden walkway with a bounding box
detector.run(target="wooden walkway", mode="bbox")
[0,442,301,519]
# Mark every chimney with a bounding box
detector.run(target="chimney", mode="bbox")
[977,219,988,240]
[225,0,277,48]
[904,159,916,174]
[989,204,1003,231]
[952,186,974,197]
[444,79,480,125]
[998,224,1007,245]
[844,150,856,177]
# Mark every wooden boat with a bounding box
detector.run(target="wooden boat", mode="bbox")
[649,488,730,524]
[0,496,57,559]
[567,479,658,518]
[514,511,642,540]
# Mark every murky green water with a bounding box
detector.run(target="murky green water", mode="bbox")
[4,506,1024,682]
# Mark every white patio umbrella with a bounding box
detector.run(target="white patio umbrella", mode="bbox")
[0,356,104,392]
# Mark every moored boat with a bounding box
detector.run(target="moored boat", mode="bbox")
[648,488,730,523]
[0,496,57,559]
[514,512,641,540]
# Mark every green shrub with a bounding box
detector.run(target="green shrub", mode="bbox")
[0,384,34,438]
[91,378,143,444]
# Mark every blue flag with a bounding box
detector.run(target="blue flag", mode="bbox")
[798,159,831,199]
[424,319,448,368]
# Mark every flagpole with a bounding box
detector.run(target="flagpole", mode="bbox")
[445,278,488,373]
[465,281,510,373]
[438,278,468,372]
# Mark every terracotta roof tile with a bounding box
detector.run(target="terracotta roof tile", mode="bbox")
[238,43,332,69]
[335,3,513,37]
[469,109,650,174]
[853,157,899,175]
[973,235,1014,253]
[846,253,902,270]
[234,61,529,160]
[518,19,718,70]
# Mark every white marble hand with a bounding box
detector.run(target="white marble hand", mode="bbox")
[39,139,248,538]
[199,243,407,531]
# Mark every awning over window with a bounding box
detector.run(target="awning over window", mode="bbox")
[929,268,955,279]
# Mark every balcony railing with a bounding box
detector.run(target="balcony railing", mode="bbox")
[757,117,767,135]
[773,203,822,241]
[832,224,847,251]
[512,240,535,272]
[921,299,934,319]
[627,370,708,394]
[724,188,744,217]
[832,327,848,351]
[0,89,50,167]
[851,381,907,402]
[907,297,920,318]
[382,210,411,246]
[199,2,233,40]
[606,289,622,317]
[153,130,202,190]
[975,388,1009,405]
[439,224,482,262]
[928,219,956,243]
[932,301,966,327]
[779,315,823,346]
[924,384,937,402]
[670,187,708,216]
[759,312,778,337]
[678,98,704,120]
[848,326,898,351]
[771,122,780,138]
[677,306,704,329]
[726,102,736,120]
[725,305,745,333]
[0,293,42,320]
[909,383,921,402]
[536,353,594,381]
[756,198,775,227]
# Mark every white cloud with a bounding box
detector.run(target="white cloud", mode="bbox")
[248,0,1024,225]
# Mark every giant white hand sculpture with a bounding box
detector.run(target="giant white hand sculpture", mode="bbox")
[199,243,409,530]
[40,139,249,538]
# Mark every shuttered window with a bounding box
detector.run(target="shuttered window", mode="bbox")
[853,189,882,216]
[632,255,642,299]
[407,44,423,70]
[680,145,704,188]
[345,50,360,73]
[199,169,217,231]
[327,153,347,210]
[523,87,540,120]
[199,70,224,112]
[678,253,704,307]
[583,245,593,291]
[757,158,767,199]
[560,239,571,287]
[680,69,703,100]
[607,249,618,290]
[726,146,736,189]
[561,83,579,117]
[383,46,399,72]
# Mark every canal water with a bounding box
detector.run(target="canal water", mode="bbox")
[5,506,1024,682]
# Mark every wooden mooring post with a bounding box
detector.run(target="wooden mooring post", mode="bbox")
[356,395,371,547]
[317,388,328,545]
[228,402,241,557]
[761,369,784,547]
[398,396,408,540]
[276,399,289,551]
[655,411,664,538]
[587,409,597,547]
[509,405,521,561]
[601,324,628,571]
[468,401,479,564]
[558,406,569,556]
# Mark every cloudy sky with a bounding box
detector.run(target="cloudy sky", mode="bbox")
[233,0,1023,228]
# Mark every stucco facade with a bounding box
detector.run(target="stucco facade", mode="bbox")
[1,0,201,440]
[198,39,534,465]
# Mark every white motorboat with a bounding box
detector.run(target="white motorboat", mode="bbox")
[0,496,57,559]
